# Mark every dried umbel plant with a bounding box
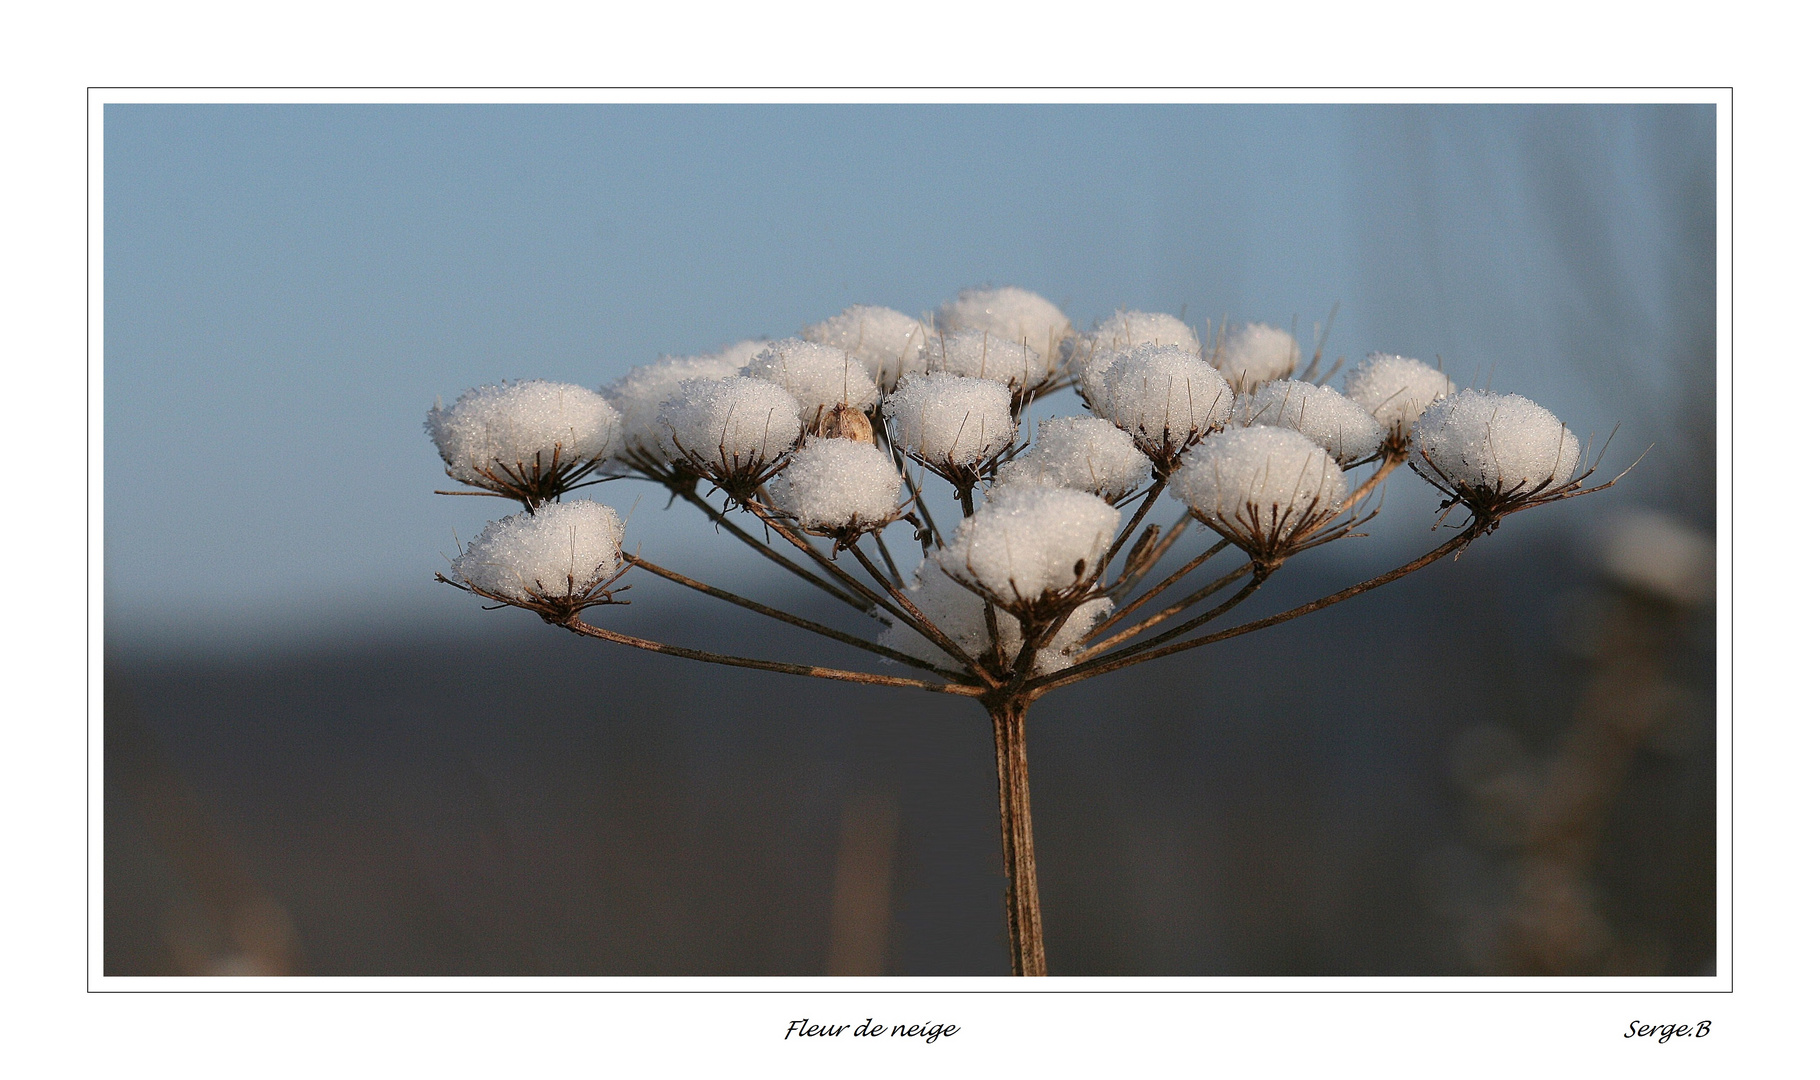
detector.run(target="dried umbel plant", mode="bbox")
[428,289,1631,976]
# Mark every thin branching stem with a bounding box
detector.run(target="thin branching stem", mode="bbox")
[1108,509,1195,603]
[1088,539,1232,642]
[677,487,879,618]
[848,544,999,685]
[741,500,909,621]
[1074,561,1255,660]
[1337,448,1407,515]
[1030,529,1480,695]
[562,618,982,696]
[622,553,969,680]
[1092,478,1166,582]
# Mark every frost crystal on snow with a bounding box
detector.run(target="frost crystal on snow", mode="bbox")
[883,373,1017,476]
[1243,380,1386,465]
[1169,426,1347,559]
[879,565,1112,674]
[658,376,804,496]
[770,438,905,535]
[1411,390,1581,503]
[992,416,1152,503]
[1342,353,1456,439]
[937,286,1072,364]
[1094,344,1235,466]
[1213,322,1301,393]
[449,499,626,614]
[937,487,1119,609]
[426,380,621,507]
[603,353,747,470]
[803,305,928,392]
[922,328,1053,398]
[742,338,881,424]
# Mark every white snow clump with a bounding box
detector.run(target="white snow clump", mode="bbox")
[450,500,625,606]
[922,328,1052,396]
[603,354,746,467]
[1243,380,1386,465]
[427,380,621,494]
[659,376,803,476]
[1076,310,1200,366]
[742,338,880,423]
[802,305,927,391]
[1169,427,1347,553]
[936,486,1119,607]
[1094,343,1235,463]
[879,565,1112,675]
[1411,390,1581,497]
[1342,353,1456,439]
[937,286,1072,362]
[883,373,1017,472]
[992,416,1152,503]
[1213,322,1301,393]
[770,438,904,533]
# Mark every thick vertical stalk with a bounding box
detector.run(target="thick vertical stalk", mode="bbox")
[990,697,1046,975]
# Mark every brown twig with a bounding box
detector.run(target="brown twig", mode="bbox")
[1030,529,1480,694]
[1088,539,1232,642]
[562,619,982,696]
[677,487,879,617]
[623,553,969,680]
[1073,561,1256,660]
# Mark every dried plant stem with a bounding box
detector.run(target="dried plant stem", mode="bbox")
[678,488,878,617]
[991,697,1046,975]
[848,544,997,684]
[562,618,981,697]
[1337,449,1407,514]
[1088,539,1232,642]
[1030,529,1480,694]
[1074,562,1256,661]
[622,553,968,680]
[1108,510,1195,603]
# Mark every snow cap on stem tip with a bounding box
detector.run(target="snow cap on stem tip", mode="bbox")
[1244,380,1386,465]
[1342,353,1456,440]
[742,338,880,424]
[770,438,905,536]
[1071,310,1200,371]
[922,329,1053,397]
[936,487,1119,610]
[992,416,1152,503]
[604,353,747,470]
[426,380,620,508]
[937,286,1072,363]
[658,376,804,497]
[803,305,927,392]
[448,500,627,618]
[1095,343,1235,467]
[1410,390,1581,515]
[879,564,1113,675]
[883,373,1017,475]
[1213,322,1301,393]
[1169,426,1347,561]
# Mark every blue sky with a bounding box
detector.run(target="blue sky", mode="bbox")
[104,104,1715,649]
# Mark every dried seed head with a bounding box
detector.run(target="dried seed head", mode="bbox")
[426,380,621,509]
[1169,426,1348,562]
[822,402,876,443]
[446,500,628,621]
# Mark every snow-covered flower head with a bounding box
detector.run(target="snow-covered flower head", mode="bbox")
[882,373,1017,485]
[936,487,1119,615]
[802,305,928,393]
[879,562,1111,675]
[658,376,804,499]
[603,354,746,477]
[1410,390,1583,522]
[1212,322,1301,393]
[1243,380,1387,465]
[742,338,880,426]
[1093,343,1235,469]
[992,416,1153,504]
[445,500,628,621]
[922,329,1053,403]
[1169,426,1348,562]
[1070,310,1200,370]
[1342,353,1456,443]
[937,286,1073,366]
[770,438,905,541]
[426,380,621,510]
